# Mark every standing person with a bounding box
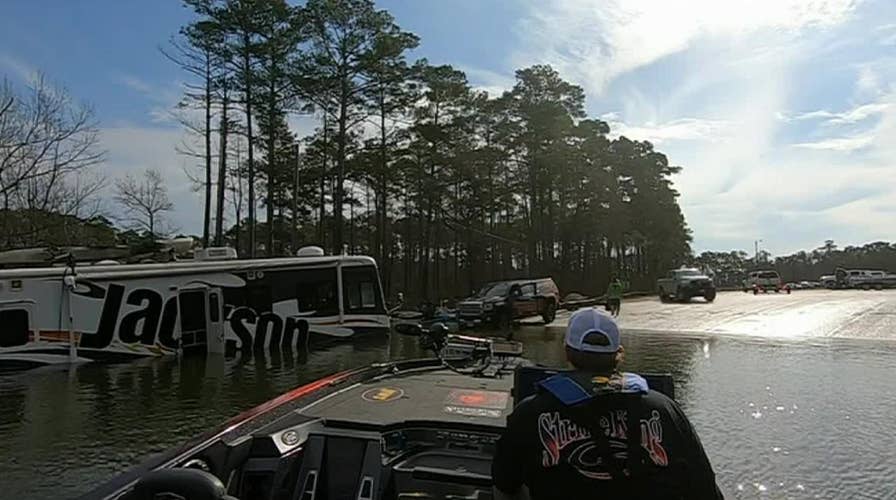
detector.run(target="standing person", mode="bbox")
[492,308,724,500]
[503,284,521,340]
[606,276,625,317]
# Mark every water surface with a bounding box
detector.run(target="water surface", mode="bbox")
[1,327,894,499]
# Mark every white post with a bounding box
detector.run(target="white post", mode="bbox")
[63,274,77,362]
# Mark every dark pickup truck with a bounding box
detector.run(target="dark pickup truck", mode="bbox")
[456,277,560,328]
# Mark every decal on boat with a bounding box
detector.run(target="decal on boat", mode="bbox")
[362,387,405,402]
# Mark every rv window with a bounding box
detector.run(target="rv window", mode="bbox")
[360,282,376,308]
[294,267,339,316]
[0,309,29,347]
[342,266,384,314]
[208,293,220,322]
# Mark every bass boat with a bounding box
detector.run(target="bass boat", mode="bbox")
[82,324,674,500]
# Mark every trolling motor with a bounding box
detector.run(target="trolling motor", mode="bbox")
[393,322,524,377]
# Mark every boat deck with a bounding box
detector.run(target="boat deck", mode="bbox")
[300,367,516,428]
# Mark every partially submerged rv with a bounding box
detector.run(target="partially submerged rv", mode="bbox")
[0,247,389,370]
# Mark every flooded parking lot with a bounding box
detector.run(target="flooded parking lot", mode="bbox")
[2,290,895,499]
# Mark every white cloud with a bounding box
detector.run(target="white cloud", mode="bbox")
[687,87,896,253]
[0,53,38,83]
[460,66,515,97]
[114,74,185,126]
[792,135,874,151]
[504,0,896,255]
[830,102,891,124]
[603,116,732,144]
[780,102,890,124]
[856,65,881,96]
[876,22,896,45]
[514,0,860,94]
[119,75,154,94]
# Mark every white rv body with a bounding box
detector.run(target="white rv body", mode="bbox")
[0,255,389,370]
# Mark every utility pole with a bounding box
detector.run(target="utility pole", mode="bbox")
[754,239,763,262]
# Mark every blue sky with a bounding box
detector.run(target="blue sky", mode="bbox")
[2,0,895,255]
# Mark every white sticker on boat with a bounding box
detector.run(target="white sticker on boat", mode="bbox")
[443,405,503,418]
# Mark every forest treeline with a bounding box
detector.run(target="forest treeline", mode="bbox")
[163,0,691,300]
[5,1,893,301]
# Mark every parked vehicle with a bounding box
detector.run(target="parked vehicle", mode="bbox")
[820,275,837,288]
[656,268,716,303]
[835,268,887,289]
[744,270,789,294]
[0,246,389,370]
[456,277,560,328]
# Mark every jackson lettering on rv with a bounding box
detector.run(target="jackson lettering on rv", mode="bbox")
[74,282,308,351]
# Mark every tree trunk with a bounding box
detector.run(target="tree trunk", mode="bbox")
[333,82,348,255]
[291,144,299,253]
[318,112,328,245]
[234,142,243,254]
[243,36,256,258]
[203,52,212,248]
[349,185,355,254]
[266,60,276,257]
[377,89,388,266]
[214,84,229,246]
[527,160,538,275]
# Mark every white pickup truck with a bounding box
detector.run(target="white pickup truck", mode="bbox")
[656,268,717,303]
[743,270,789,294]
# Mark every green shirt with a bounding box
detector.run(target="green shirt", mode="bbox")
[607,281,624,299]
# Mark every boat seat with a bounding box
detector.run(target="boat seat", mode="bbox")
[292,433,384,500]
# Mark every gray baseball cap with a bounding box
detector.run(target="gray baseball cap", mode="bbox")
[565,308,621,354]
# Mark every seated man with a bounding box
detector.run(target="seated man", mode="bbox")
[492,308,724,500]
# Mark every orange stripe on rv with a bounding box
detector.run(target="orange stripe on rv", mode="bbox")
[29,330,83,342]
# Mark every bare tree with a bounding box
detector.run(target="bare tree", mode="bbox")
[0,75,105,208]
[114,168,175,237]
[0,74,107,248]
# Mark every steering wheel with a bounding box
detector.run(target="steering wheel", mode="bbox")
[123,469,238,500]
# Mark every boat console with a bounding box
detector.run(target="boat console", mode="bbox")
[122,395,508,500]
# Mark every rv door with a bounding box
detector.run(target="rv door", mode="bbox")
[177,287,209,354]
[206,288,224,354]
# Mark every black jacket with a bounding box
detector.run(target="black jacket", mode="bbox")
[492,373,724,500]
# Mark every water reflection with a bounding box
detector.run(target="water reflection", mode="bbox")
[1,327,895,499]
